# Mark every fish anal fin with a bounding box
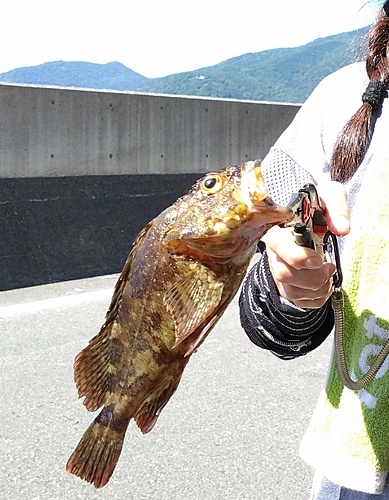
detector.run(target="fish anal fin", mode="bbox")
[163,261,224,347]
[134,376,182,434]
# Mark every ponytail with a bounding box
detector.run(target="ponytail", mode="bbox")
[330,1,389,182]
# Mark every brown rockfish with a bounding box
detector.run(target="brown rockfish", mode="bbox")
[66,160,293,488]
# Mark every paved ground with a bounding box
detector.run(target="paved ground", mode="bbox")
[0,259,333,500]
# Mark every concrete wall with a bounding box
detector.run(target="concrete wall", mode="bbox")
[0,83,300,290]
[0,83,299,178]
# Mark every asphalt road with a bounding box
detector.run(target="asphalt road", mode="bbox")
[0,258,333,500]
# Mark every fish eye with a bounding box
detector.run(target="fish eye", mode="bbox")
[201,174,224,194]
[204,178,216,189]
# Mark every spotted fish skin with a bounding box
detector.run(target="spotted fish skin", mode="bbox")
[66,161,293,488]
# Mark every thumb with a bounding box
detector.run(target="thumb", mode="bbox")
[318,181,350,237]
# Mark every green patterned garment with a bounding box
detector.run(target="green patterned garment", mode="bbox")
[300,154,389,495]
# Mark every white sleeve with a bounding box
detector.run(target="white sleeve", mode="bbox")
[260,147,316,206]
[259,63,368,206]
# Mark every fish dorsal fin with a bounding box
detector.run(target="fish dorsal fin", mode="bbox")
[103,220,155,328]
[73,322,119,412]
[73,220,155,412]
[163,261,224,347]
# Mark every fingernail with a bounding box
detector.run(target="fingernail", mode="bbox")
[336,216,350,232]
[306,257,322,268]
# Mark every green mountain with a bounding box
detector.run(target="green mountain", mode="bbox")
[0,61,148,91]
[0,27,368,103]
[135,28,368,103]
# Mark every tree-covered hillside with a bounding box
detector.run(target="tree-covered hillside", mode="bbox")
[135,28,367,103]
[0,61,148,91]
[0,27,368,103]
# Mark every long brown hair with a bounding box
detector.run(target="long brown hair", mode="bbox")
[330,0,389,182]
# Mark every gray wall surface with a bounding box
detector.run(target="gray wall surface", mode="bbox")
[0,83,300,290]
[0,83,299,178]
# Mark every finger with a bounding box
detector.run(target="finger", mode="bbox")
[269,255,335,291]
[286,294,333,309]
[318,181,350,237]
[263,226,323,270]
[279,277,333,303]
[275,271,334,309]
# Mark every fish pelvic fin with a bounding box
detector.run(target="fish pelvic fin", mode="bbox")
[184,288,239,357]
[134,375,182,434]
[66,405,129,488]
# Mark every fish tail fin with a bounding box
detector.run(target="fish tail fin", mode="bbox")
[66,407,129,488]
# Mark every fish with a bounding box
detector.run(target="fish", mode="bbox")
[66,160,293,488]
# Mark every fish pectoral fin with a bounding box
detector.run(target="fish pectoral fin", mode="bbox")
[134,376,181,434]
[73,322,123,412]
[163,261,224,347]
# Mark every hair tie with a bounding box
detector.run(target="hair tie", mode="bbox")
[362,80,386,109]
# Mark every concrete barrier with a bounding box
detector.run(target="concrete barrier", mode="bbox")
[0,83,300,290]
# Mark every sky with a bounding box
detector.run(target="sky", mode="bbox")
[1,0,380,78]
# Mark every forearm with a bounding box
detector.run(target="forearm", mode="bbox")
[239,243,334,359]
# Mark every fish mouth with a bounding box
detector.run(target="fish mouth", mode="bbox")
[241,160,294,224]
[240,160,269,206]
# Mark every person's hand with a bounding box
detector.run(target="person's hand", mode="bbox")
[262,181,350,309]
